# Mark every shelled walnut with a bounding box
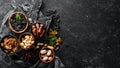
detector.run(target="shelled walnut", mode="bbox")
[0,36,18,54]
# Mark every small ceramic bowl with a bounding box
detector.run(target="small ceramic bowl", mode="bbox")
[19,32,35,50]
[39,47,55,63]
[8,12,29,33]
[0,35,18,54]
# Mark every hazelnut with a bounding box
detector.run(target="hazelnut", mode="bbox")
[32,25,36,28]
[48,57,53,61]
[32,28,37,35]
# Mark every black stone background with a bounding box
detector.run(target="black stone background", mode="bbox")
[0,0,120,68]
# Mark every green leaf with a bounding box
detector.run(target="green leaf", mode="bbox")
[48,36,57,41]
[16,14,21,21]
[48,36,57,46]
[49,40,54,46]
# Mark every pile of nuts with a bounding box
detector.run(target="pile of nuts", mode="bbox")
[40,48,54,63]
[1,36,18,54]
[20,33,34,50]
[32,23,45,37]
[0,11,63,64]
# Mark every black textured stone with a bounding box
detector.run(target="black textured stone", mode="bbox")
[0,0,120,68]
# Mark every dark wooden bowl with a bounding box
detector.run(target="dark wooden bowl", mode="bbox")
[31,23,46,38]
[19,32,35,50]
[8,12,29,33]
[39,47,55,63]
[0,35,18,54]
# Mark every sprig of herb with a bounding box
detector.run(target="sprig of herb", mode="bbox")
[16,14,21,21]
[48,36,57,46]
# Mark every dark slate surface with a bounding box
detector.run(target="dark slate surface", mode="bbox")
[0,0,120,68]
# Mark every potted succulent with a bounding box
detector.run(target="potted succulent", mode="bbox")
[8,12,29,33]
